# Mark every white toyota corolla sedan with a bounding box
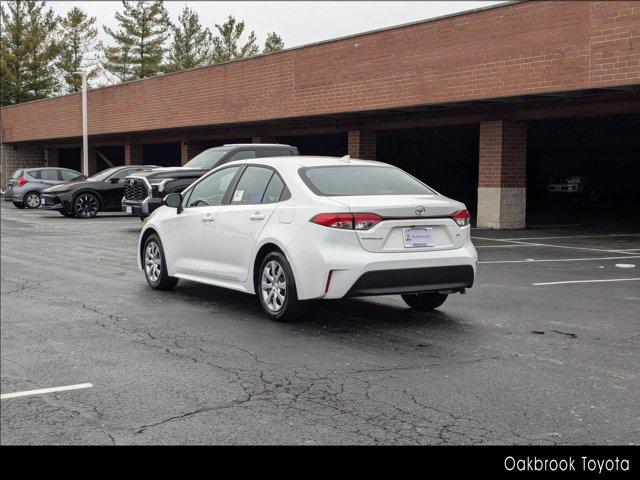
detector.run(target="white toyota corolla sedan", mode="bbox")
[138,156,477,321]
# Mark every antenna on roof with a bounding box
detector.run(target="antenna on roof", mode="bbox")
[339,155,351,164]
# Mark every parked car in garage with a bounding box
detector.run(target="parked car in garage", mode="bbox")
[40,165,157,218]
[122,143,299,219]
[4,167,86,209]
[547,174,594,202]
[138,156,477,321]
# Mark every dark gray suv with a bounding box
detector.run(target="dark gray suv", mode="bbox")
[4,167,86,209]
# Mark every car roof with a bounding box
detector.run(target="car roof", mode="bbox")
[222,143,295,148]
[222,155,384,171]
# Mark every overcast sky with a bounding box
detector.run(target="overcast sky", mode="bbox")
[49,1,507,49]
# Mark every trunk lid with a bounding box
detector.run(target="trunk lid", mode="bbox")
[329,194,466,253]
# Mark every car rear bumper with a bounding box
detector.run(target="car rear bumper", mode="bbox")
[345,265,474,297]
[286,224,478,300]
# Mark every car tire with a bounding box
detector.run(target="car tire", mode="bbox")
[143,234,179,290]
[24,191,40,209]
[402,292,448,310]
[12,201,25,209]
[59,211,75,218]
[256,251,300,322]
[74,192,100,218]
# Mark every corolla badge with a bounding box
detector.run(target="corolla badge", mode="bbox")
[129,179,135,186]
[415,206,426,216]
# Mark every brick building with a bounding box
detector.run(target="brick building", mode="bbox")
[1,0,639,228]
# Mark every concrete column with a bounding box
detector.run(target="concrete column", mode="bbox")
[180,141,202,165]
[124,144,143,165]
[252,136,276,144]
[88,147,98,175]
[347,130,376,160]
[44,148,59,167]
[477,121,527,229]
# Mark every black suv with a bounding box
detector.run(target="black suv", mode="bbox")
[122,143,299,219]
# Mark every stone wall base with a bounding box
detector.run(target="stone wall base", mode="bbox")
[477,187,526,229]
[1,143,45,189]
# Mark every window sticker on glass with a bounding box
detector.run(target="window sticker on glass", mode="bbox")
[233,190,244,202]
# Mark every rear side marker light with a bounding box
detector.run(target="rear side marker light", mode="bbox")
[451,209,471,227]
[310,213,382,230]
[17,176,28,187]
[325,270,334,293]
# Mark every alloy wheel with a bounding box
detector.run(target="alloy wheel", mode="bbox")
[261,260,287,312]
[26,193,40,208]
[145,241,162,283]
[76,194,99,218]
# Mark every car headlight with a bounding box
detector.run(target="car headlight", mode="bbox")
[150,178,175,193]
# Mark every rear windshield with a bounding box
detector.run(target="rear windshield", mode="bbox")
[299,165,435,196]
[11,170,23,179]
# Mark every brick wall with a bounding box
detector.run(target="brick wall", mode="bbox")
[0,143,45,189]
[124,144,143,165]
[1,1,638,144]
[347,130,376,160]
[478,121,527,188]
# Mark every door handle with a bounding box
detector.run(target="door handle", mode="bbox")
[202,215,215,223]
[249,212,265,221]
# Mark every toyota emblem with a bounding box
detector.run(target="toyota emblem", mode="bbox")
[415,206,426,216]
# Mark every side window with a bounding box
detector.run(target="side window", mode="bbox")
[262,173,285,204]
[40,170,58,181]
[259,149,293,158]
[226,150,256,162]
[185,166,240,208]
[231,166,274,205]
[28,170,42,179]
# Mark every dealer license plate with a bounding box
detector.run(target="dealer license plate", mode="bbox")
[402,227,435,248]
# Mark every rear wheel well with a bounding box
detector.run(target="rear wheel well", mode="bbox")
[140,228,159,267]
[253,243,285,289]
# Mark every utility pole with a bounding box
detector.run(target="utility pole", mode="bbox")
[81,71,88,176]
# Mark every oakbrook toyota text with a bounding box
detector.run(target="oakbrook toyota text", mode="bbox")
[504,456,631,474]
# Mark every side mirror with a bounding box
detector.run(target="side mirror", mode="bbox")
[163,192,182,213]
[109,177,119,183]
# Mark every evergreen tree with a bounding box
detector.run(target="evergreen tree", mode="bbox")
[56,7,101,93]
[211,15,259,64]
[166,6,212,73]
[0,0,60,106]
[263,32,284,54]
[103,0,171,82]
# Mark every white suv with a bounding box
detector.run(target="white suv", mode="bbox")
[138,156,477,321]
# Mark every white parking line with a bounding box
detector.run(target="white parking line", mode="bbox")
[473,233,640,242]
[479,256,640,264]
[471,237,637,255]
[0,383,93,400]
[532,278,640,286]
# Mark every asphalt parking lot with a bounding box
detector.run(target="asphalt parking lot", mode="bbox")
[1,202,638,445]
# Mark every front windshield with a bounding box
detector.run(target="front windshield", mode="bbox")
[88,167,121,182]
[183,148,231,169]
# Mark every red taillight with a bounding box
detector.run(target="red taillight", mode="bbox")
[310,213,354,229]
[310,212,382,230]
[17,176,28,187]
[452,209,470,227]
